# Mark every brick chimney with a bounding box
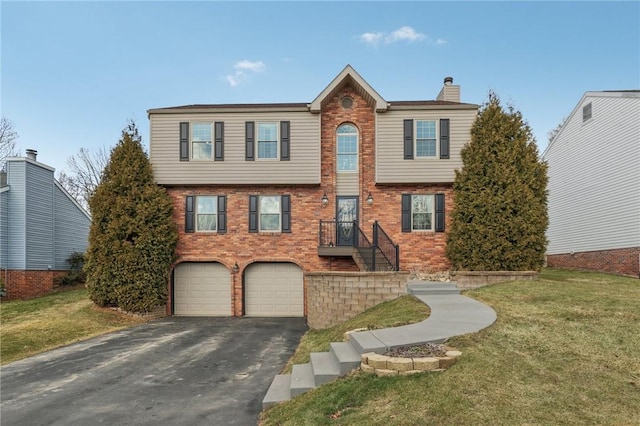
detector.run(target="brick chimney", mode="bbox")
[436,76,460,103]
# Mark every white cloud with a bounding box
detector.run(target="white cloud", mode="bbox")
[385,26,425,43]
[234,60,265,72]
[358,26,446,47]
[359,32,385,46]
[226,60,265,87]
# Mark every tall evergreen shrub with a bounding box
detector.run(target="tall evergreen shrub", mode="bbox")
[85,121,177,312]
[446,93,548,271]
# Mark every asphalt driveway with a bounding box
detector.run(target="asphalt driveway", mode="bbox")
[0,317,307,425]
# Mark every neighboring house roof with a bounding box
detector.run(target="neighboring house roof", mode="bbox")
[148,64,479,116]
[543,90,640,158]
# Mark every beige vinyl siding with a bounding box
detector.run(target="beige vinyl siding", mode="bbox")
[376,108,477,183]
[150,111,320,185]
[544,93,640,255]
[336,173,358,195]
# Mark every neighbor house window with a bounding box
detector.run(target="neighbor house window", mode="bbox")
[196,196,217,231]
[411,195,434,231]
[416,120,437,157]
[337,123,358,171]
[259,196,281,231]
[191,123,212,160]
[257,122,278,159]
[583,103,592,122]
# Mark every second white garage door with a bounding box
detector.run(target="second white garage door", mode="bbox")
[174,262,231,316]
[244,263,304,317]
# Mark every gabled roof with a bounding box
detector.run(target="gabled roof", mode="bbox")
[309,64,388,113]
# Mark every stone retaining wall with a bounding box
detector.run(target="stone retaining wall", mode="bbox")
[360,350,462,376]
[306,271,410,329]
[451,271,538,289]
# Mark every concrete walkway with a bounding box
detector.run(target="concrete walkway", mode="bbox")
[263,281,497,408]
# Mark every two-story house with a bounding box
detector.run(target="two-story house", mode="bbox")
[543,90,640,277]
[148,65,478,317]
[1,150,91,299]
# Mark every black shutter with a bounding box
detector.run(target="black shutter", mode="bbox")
[403,119,413,160]
[245,121,255,161]
[180,122,189,161]
[185,195,195,233]
[440,119,450,159]
[435,193,445,232]
[249,195,258,232]
[214,122,224,161]
[280,121,290,161]
[217,195,227,233]
[281,195,291,233]
[401,194,412,232]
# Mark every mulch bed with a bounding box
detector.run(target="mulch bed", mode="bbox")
[384,342,448,358]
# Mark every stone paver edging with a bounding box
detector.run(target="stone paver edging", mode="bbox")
[360,349,463,376]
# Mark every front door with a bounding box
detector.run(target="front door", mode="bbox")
[336,196,359,246]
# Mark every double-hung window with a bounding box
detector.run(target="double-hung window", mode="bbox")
[402,193,445,233]
[191,123,212,160]
[196,196,217,232]
[249,195,291,233]
[416,120,437,158]
[336,124,358,172]
[185,195,227,233]
[257,122,278,159]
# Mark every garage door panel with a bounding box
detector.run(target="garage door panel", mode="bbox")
[174,263,231,316]
[245,263,304,317]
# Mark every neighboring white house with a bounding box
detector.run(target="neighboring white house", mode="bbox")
[0,149,91,298]
[543,91,640,277]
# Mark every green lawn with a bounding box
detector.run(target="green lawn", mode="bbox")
[261,268,640,425]
[0,288,144,365]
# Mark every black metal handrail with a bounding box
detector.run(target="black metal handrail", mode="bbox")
[354,223,375,271]
[373,221,400,271]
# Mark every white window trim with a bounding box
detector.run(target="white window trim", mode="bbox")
[195,195,218,233]
[415,119,438,159]
[256,122,280,161]
[191,122,213,161]
[336,123,358,173]
[258,195,282,232]
[411,194,435,232]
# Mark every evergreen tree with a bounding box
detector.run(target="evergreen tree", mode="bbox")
[446,93,548,271]
[85,121,177,312]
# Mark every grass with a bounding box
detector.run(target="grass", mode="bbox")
[283,295,430,373]
[261,268,640,425]
[0,288,144,365]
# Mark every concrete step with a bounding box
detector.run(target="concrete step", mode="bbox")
[310,352,340,386]
[347,330,388,354]
[290,363,315,397]
[262,374,291,409]
[407,281,460,295]
[330,342,362,375]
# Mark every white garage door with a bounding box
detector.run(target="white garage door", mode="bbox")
[174,262,231,316]
[245,263,304,317]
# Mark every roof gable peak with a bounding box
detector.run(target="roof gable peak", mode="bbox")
[309,65,388,113]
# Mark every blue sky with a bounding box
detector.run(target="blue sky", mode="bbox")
[2,1,639,175]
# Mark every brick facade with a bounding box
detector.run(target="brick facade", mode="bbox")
[1,270,67,300]
[547,247,640,278]
[166,85,456,316]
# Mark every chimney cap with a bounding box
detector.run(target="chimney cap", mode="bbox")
[26,149,38,160]
[444,76,454,85]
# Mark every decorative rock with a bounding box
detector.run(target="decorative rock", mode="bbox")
[438,356,457,369]
[360,363,375,373]
[386,357,414,372]
[413,357,440,371]
[374,368,398,377]
[445,350,462,358]
[367,354,390,369]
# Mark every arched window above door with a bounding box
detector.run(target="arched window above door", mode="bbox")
[336,123,358,172]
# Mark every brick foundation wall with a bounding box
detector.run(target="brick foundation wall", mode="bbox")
[1,270,67,300]
[547,247,640,278]
[306,271,410,329]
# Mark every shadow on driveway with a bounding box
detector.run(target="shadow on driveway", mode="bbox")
[0,317,307,425]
